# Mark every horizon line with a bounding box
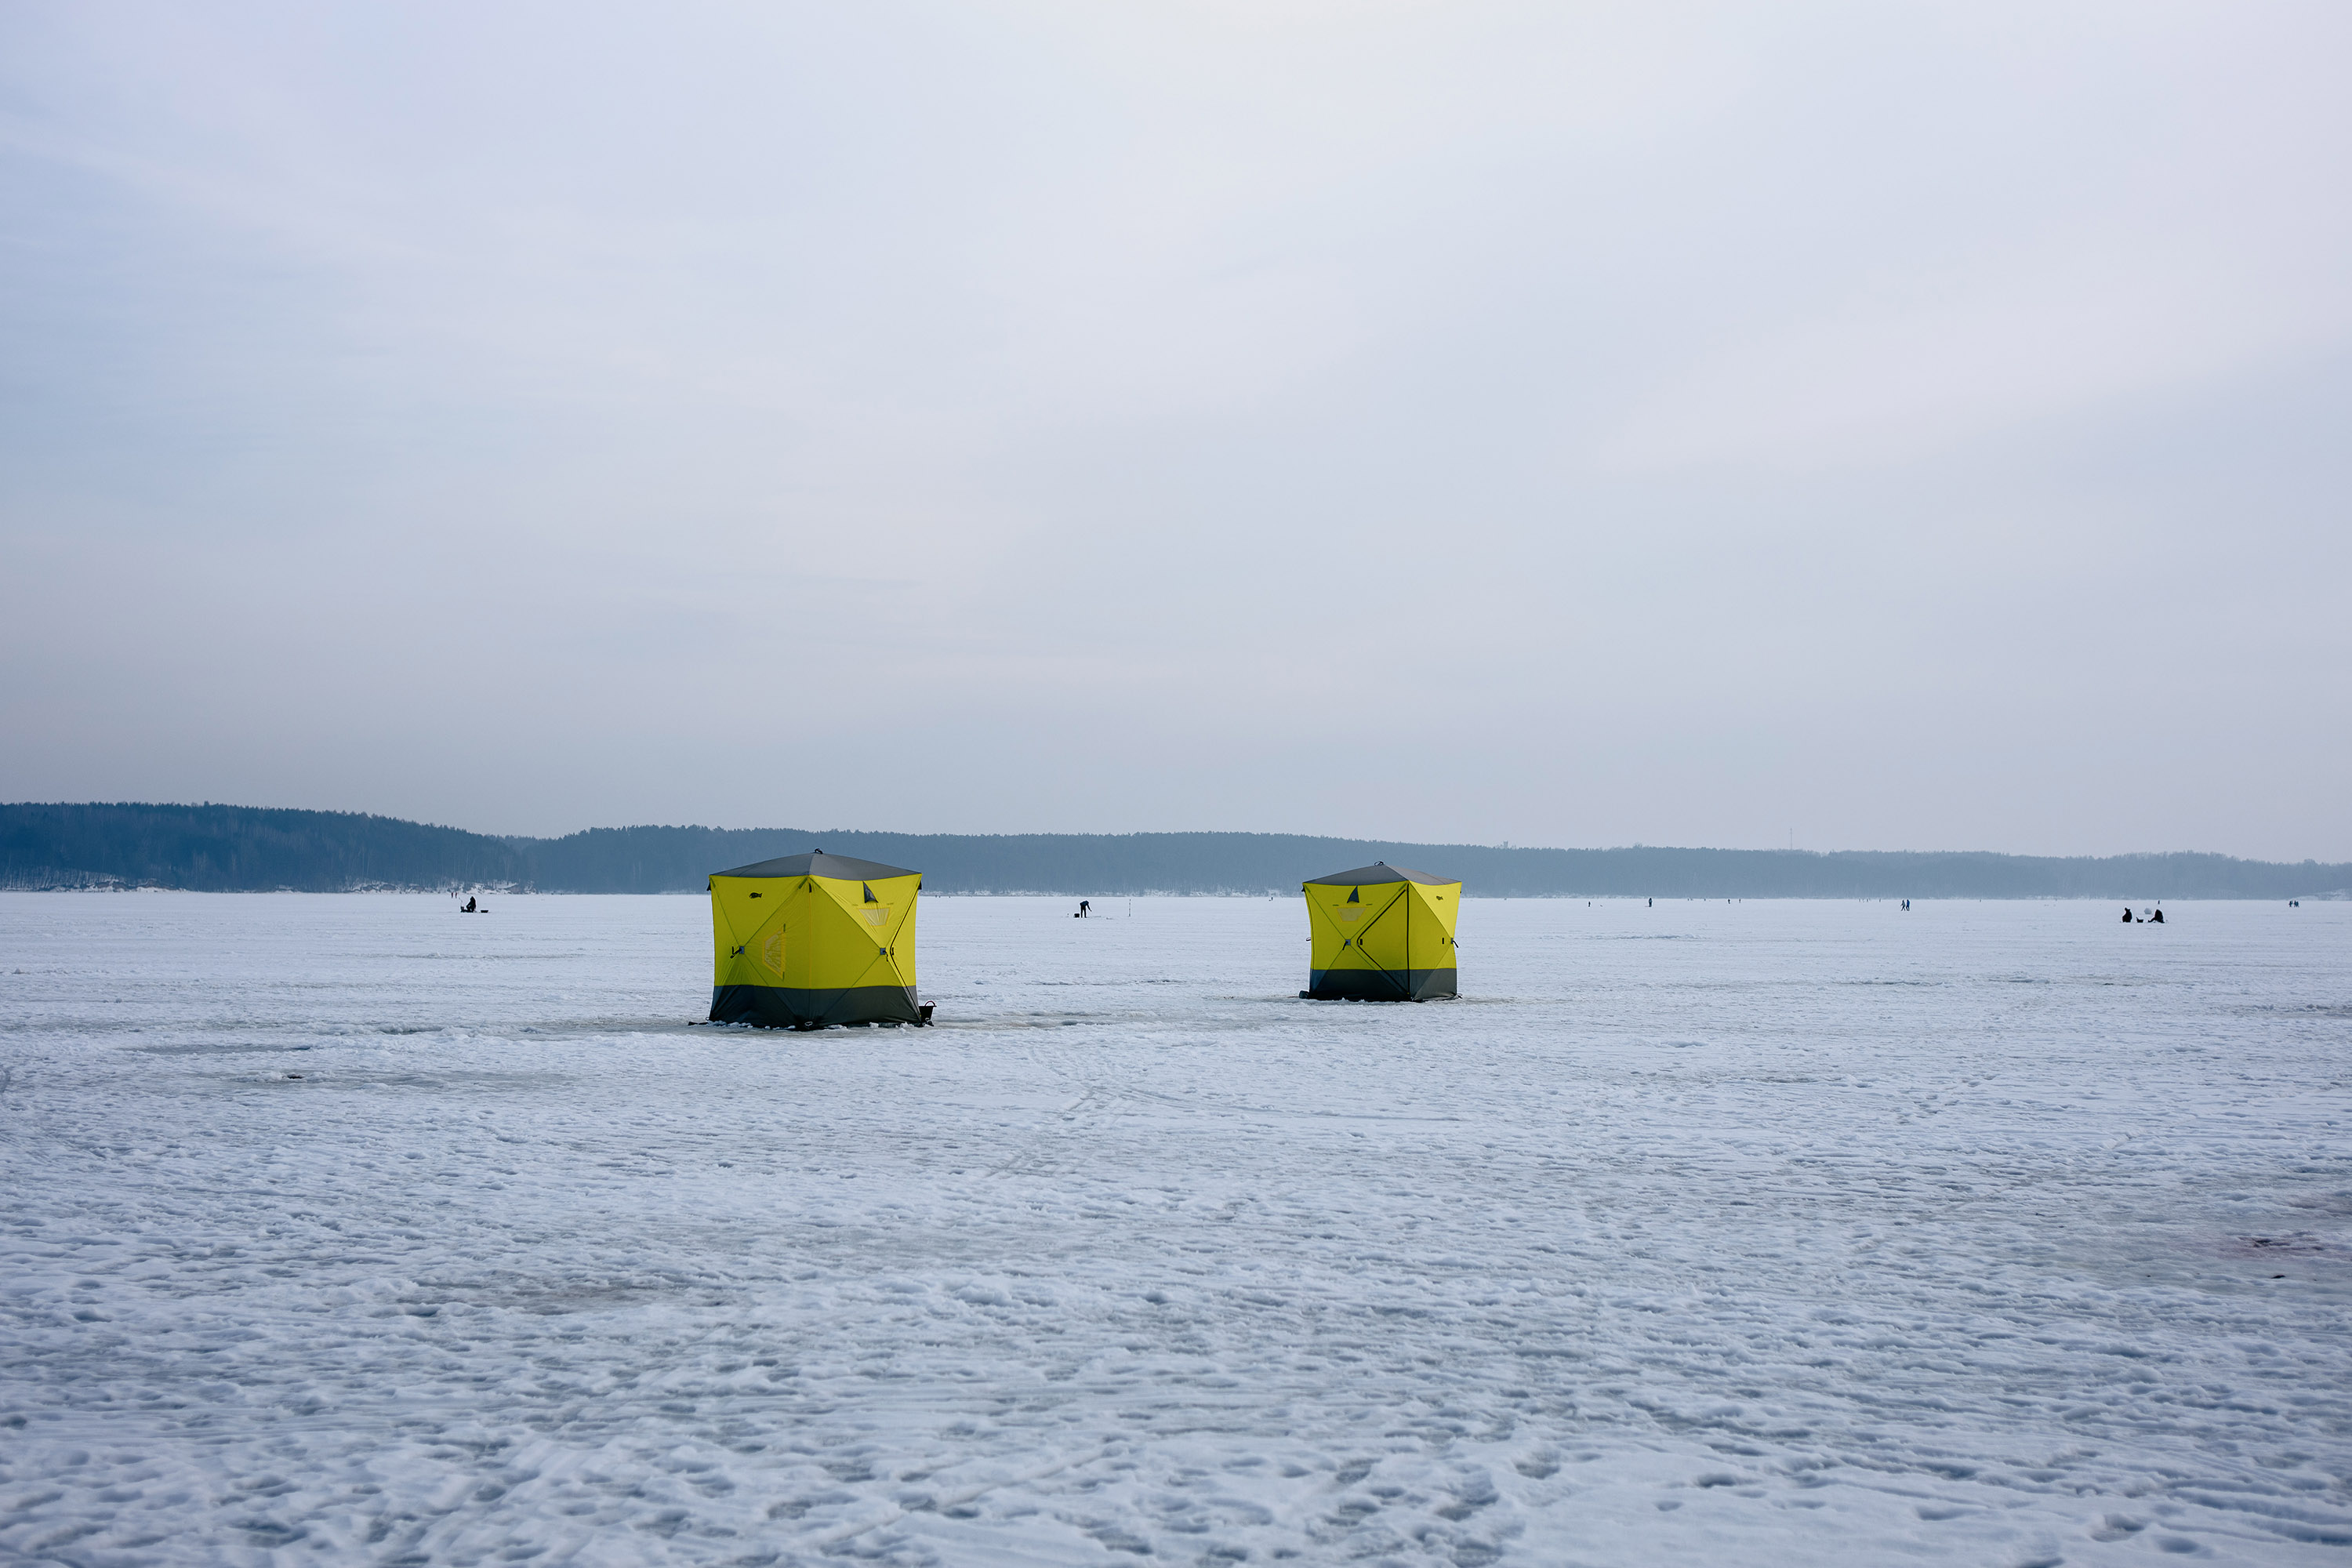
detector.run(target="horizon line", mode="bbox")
[8,800,2344,869]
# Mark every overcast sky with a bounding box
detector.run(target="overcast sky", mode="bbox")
[3,2,2347,858]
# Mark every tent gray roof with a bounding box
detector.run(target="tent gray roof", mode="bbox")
[712,851,917,881]
[1302,862,1456,887]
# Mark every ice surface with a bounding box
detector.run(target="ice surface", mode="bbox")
[2,892,2347,1566]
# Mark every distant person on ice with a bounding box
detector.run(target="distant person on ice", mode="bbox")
[2150,907,2164,923]
[2122,906,2133,923]
[1077,900,1091,918]
[463,895,477,913]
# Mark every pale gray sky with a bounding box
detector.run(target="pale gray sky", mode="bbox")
[3,2,2347,858]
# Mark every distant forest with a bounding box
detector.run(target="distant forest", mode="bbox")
[4,802,2346,899]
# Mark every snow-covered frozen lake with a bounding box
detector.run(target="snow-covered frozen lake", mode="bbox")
[2,892,2347,1566]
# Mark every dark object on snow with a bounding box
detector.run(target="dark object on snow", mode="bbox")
[2122,906,2133,922]
[463,895,477,913]
[918,1002,935,1025]
[2150,907,2164,923]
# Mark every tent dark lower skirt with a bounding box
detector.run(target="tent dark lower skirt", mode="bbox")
[1301,968,1457,1002]
[710,983,921,1028]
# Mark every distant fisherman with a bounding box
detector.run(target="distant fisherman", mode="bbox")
[1076,899,1091,918]
[2121,905,2132,923]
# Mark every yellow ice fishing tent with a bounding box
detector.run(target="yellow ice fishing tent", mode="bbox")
[1301,862,1461,1000]
[708,851,922,1028]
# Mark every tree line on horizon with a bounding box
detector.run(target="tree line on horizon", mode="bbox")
[2,801,2345,899]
